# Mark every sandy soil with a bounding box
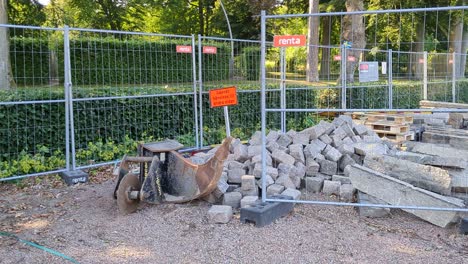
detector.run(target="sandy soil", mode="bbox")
[1,168,468,264]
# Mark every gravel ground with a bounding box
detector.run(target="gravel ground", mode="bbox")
[1,169,468,264]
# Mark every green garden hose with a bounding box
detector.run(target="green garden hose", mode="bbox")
[0,231,80,264]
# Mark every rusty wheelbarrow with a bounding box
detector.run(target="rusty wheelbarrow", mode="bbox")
[113,137,232,214]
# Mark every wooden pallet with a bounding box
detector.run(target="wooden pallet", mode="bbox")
[365,121,409,134]
[377,132,413,144]
[366,113,413,125]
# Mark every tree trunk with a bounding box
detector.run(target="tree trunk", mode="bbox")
[306,0,319,82]
[198,0,204,35]
[319,15,331,79]
[336,0,365,83]
[0,0,11,90]
[460,28,468,78]
[410,21,425,80]
[450,16,464,78]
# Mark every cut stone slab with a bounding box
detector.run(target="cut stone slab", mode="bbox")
[357,191,391,218]
[289,144,305,164]
[318,159,337,176]
[348,164,465,228]
[305,176,325,193]
[391,151,467,169]
[322,180,341,196]
[448,169,468,192]
[267,184,285,195]
[407,142,468,160]
[271,150,295,166]
[228,168,245,184]
[340,184,355,201]
[222,192,242,209]
[352,142,388,156]
[281,188,301,200]
[208,205,233,224]
[364,155,452,195]
[241,196,259,208]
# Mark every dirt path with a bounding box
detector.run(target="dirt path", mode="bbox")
[1,170,468,263]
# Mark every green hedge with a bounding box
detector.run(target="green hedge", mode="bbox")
[240,47,261,81]
[9,37,231,87]
[10,37,51,86]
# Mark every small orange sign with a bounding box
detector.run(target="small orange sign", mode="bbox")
[176,45,192,53]
[209,86,238,108]
[333,55,341,61]
[273,35,307,47]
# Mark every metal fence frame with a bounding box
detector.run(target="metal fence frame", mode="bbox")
[259,7,468,213]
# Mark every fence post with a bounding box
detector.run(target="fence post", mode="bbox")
[260,10,267,203]
[191,35,200,148]
[388,49,393,109]
[280,47,286,133]
[197,35,204,148]
[423,51,428,100]
[63,26,70,172]
[63,25,76,170]
[341,45,347,109]
[452,52,456,103]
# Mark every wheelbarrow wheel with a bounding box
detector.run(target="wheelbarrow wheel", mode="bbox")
[117,173,141,215]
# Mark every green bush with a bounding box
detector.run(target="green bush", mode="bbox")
[240,47,260,81]
[10,37,51,86]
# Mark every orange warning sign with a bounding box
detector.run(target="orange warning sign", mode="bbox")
[273,35,307,47]
[209,86,238,108]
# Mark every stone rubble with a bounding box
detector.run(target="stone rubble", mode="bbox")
[195,115,467,226]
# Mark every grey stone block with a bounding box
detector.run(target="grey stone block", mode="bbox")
[241,175,257,191]
[248,145,263,158]
[304,140,326,160]
[281,188,301,200]
[322,180,341,196]
[277,134,293,148]
[341,123,356,137]
[319,134,333,145]
[342,137,354,145]
[233,144,249,162]
[266,130,280,143]
[251,153,273,166]
[324,145,343,162]
[249,131,262,145]
[293,162,306,179]
[353,124,368,135]
[277,163,293,177]
[289,144,305,164]
[272,150,295,166]
[275,175,296,189]
[338,144,355,156]
[228,168,246,183]
[352,142,388,156]
[357,191,391,218]
[266,141,280,153]
[241,196,259,208]
[242,188,259,197]
[257,174,275,189]
[331,126,347,140]
[332,175,351,184]
[267,184,285,195]
[305,176,325,193]
[318,159,338,176]
[331,135,344,148]
[339,184,355,201]
[222,192,242,209]
[348,164,465,228]
[208,205,233,224]
[339,154,356,171]
[228,161,245,170]
[252,163,278,179]
[287,129,297,137]
[351,136,362,143]
[292,132,310,146]
[305,158,320,176]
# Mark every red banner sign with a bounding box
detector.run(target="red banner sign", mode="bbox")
[203,46,217,54]
[176,45,192,53]
[273,35,307,47]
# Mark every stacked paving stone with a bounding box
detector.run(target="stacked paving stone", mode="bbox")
[197,115,397,218]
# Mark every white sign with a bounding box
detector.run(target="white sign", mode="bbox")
[381,62,387,75]
[359,61,379,82]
